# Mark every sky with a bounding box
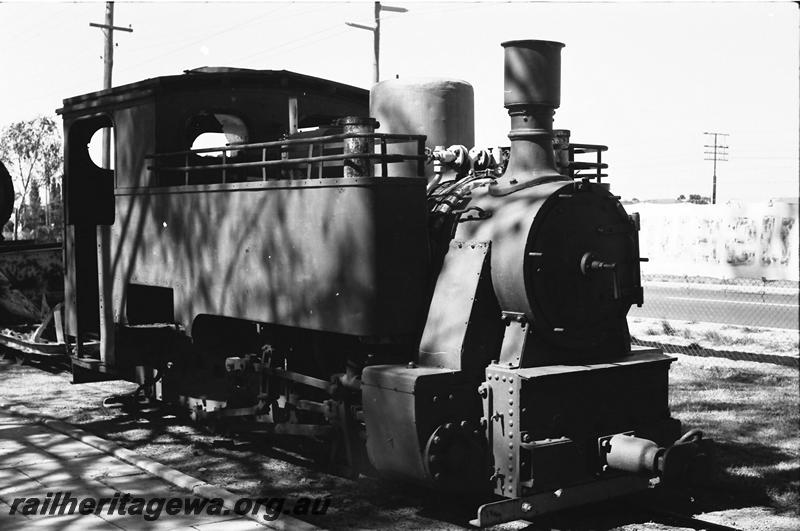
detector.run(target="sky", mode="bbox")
[0,0,797,202]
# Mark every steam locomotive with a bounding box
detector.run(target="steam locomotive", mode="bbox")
[57,40,709,526]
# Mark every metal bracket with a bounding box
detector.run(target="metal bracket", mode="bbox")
[498,312,529,368]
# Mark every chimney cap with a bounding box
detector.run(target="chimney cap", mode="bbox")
[502,39,564,109]
[501,39,565,49]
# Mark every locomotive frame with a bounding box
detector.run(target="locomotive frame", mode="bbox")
[56,41,710,527]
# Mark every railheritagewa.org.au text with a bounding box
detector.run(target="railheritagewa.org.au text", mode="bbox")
[8,491,330,521]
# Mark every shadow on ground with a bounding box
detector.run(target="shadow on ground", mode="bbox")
[0,356,797,530]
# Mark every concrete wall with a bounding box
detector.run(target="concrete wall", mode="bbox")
[628,202,799,281]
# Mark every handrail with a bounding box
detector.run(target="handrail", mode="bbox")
[569,143,608,152]
[149,152,422,173]
[147,132,426,159]
[566,142,608,183]
[147,130,428,183]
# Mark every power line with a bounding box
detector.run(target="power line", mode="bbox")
[704,131,729,205]
[125,5,290,56]
[119,4,289,75]
[232,23,348,64]
[204,3,346,65]
[263,28,354,61]
[4,4,72,42]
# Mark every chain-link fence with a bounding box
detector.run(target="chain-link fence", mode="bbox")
[628,274,799,372]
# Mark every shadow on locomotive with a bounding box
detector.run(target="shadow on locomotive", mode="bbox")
[55,39,711,527]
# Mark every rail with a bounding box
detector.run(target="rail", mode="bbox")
[146,132,427,186]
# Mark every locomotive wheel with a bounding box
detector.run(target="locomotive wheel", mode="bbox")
[423,421,487,492]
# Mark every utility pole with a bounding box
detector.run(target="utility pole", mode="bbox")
[704,132,729,204]
[90,1,132,168]
[346,2,407,84]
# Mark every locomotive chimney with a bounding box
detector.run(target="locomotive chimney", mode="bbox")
[490,40,570,196]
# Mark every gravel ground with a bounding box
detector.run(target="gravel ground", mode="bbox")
[0,349,797,530]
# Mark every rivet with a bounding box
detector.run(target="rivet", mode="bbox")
[502,376,506,382]
[508,410,514,417]
[432,395,438,403]
[509,388,513,394]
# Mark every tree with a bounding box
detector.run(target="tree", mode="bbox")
[22,181,42,233]
[0,116,62,240]
[47,180,64,242]
[677,194,686,202]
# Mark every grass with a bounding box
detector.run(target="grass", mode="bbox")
[703,330,757,347]
[669,356,799,517]
[629,318,799,358]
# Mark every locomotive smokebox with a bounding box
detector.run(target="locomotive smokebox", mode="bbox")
[491,40,568,196]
